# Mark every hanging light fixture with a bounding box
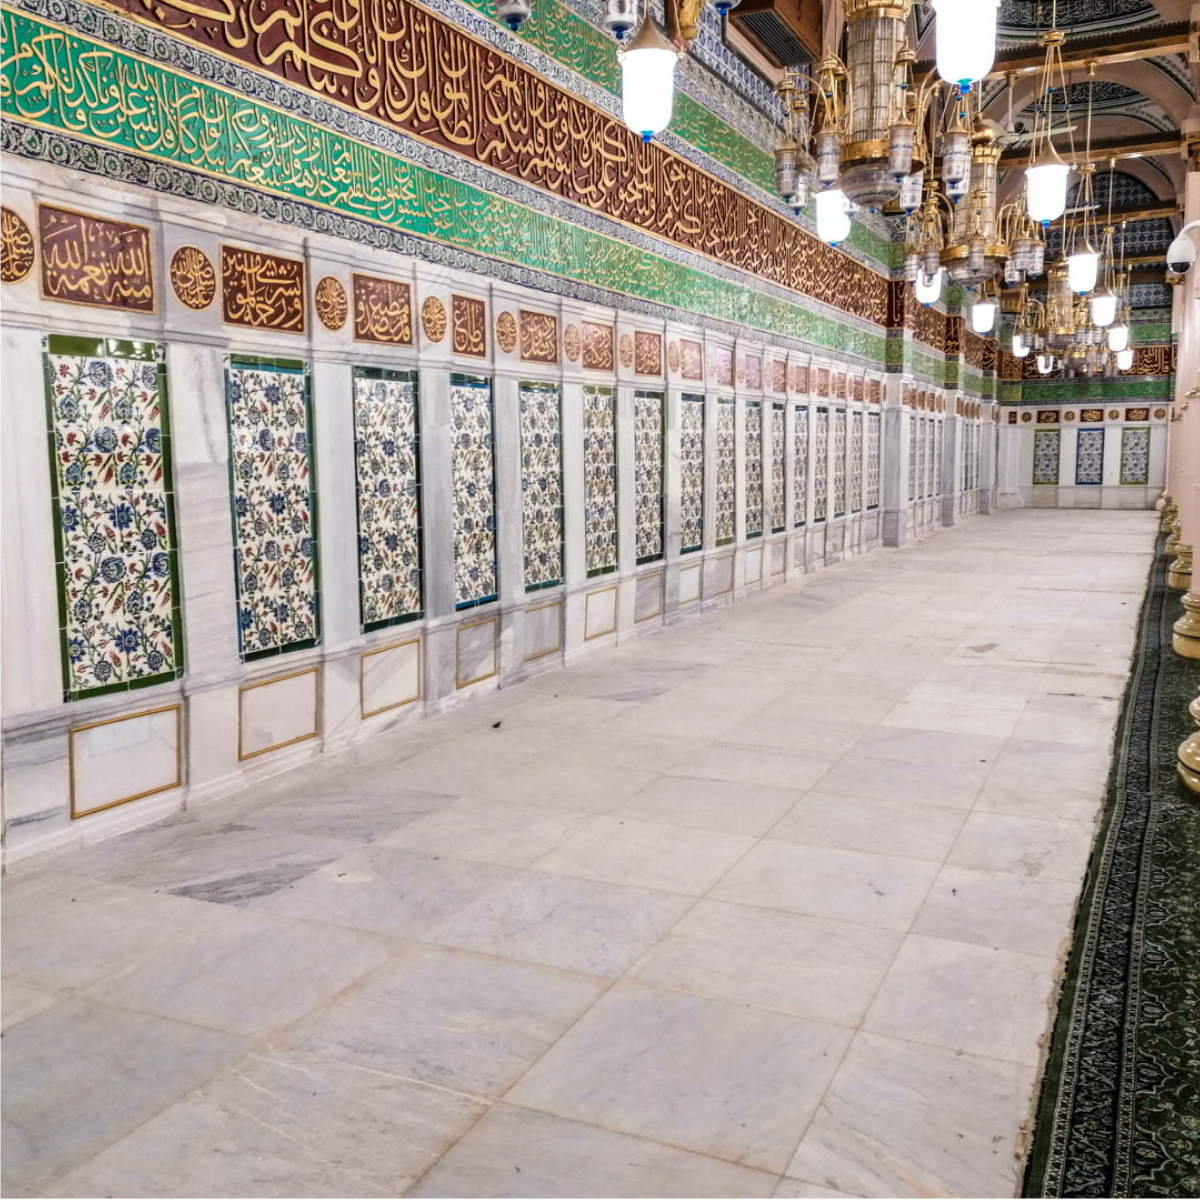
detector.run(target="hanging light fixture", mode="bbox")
[915,268,944,305]
[602,0,638,41]
[1108,320,1130,352]
[1116,347,1134,371]
[1037,353,1056,375]
[816,188,853,244]
[774,72,817,214]
[619,17,678,143]
[495,0,532,30]
[942,112,1010,286]
[932,0,1000,93]
[1024,11,1075,227]
[972,290,998,334]
[1012,330,1030,358]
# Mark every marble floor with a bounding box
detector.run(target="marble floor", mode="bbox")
[2,509,1157,1199]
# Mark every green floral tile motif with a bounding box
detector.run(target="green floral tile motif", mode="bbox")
[680,395,705,552]
[634,391,665,562]
[745,400,764,538]
[833,407,847,517]
[44,340,182,700]
[813,407,829,521]
[584,386,618,574]
[770,402,786,532]
[715,399,736,545]
[451,378,498,608]
[226,359,318,660]
[353,369,422,631]
[867,410,881,509]
[520,383,564,589]
[794,403,809,527]
[1121,426,1151,485]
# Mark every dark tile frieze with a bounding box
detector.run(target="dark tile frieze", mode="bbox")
[91,0,890,326]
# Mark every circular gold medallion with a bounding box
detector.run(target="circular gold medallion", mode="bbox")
[314,276,348,331]
[619,333,634,369]
[0,208,34,284]
[421,296,447,343]
[667,340,681,374]
[168,245,216,310]
[564,324,581,362]
[496,311,517,353]
[1108,410,1120,420]
[1064,411,1076,421]
[1154,408,1167,420]
[1021,412,1033,422]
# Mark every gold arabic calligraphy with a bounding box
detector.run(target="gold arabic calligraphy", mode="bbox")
[352,273,412,344]
[38,205,154,312]
[221,244,305,331]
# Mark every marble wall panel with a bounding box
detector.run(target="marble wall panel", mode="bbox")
[584,584,618,639]
[69,704,181,817]
[634,570,664,622]
[456,616,498,686]
[678,561,702,605]
[239,666,320,758]
[524,600,563,661]
[360,636,421,718]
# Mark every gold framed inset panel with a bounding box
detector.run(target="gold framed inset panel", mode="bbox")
[69,703,182,819]
[678,562,702,606]
[456,616,499,688]
[634,570,664,623]
[238,666,320,761]
[523,599,564,662]
[704,553,735,598]
[584,584,619,641]
[360,636,422,719]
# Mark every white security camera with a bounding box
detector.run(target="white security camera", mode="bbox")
[1167,231,1197,274]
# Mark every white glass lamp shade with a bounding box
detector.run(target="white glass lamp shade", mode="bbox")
[1091,289,1118,328]
[1067,248,1099,294]
[1116,348,1134,371]
[1012,331,1030,358]
[620,21,677,143]
[899,170,924,213]
[1036,353,1056,375]
[815,130,842,186]
[914,268,943,306]
[816,188,852,245]
[1026,160,1069,225]
[933,0,999,90]
[1107,323,1130,352]
[971,298,997,334]
[942,129,971,186]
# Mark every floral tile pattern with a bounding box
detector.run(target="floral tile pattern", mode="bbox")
[452,378,498,606]
[681,395,705,552]
[814,407,829,522]
[226,358,318,659]
[926,418,936,498]
[794,404,808,527]
[520,383,564,588]
[715,399,736,544]
[833,407,847,517]
[745,400,763,537]
[1076,427,1105,485]
[908,416,917,503]
[867,410,881,509]
[353,369,421,630]
[584,385,618,573]
[850,409,863,513]
[770,402,786,532]
[46,340,182,699]
[1121,426,1150,485]
[634,390,664,561]
[1033,428,1061,485]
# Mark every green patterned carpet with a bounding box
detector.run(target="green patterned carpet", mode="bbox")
[1024,538,1200,1198]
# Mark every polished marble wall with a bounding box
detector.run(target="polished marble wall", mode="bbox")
[0,159,994,863]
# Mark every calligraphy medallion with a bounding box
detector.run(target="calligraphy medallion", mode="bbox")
[1155,409,1167,420]
[1021,412,1032,422]
[496,311,518,354]
[353,275,412,344]
[619,334,634,370]
[667,341,681,375]
[582,323,614,372]
[564,324,581,363]
[452,295,487,357]
[634,332,662,377]
[1109,410,1121,421]
[315,276,348,331]
[1,207,34,283]
[421,296,447,343]
[1064,411,1076,422]
[519,311,558,364]
[169,245,216,311]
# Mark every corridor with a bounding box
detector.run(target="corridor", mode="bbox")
[1,508,1158,1198]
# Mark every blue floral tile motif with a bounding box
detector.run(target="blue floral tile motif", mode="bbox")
[1076,427,1105,485]
[1033,428,1061,485]
[926,418,936,498]
[353,369,421,630]
[867,410,881,509]
[850,409,863,513]
[770,402,786,532]
[45,339,182,700]
[634,390,664,562]
[814,407,829,521]
[681,395,705,552]
[520,382,564,589]
[833,407,847,517]
[1121,426,1150,485]
[908,417,918,502]
[452,377,498,606]
[745,400,763,537]
[794,404,808,527]
[715,399,736,544]
[584,385,618,574]
[226,358,319,659]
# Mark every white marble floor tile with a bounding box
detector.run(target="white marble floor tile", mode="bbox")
[670,743,841,792]
[880,697,1025,739]
[913,865,1080,958]
[863,934,1058,1066]
[0,980,62,1031]
[425,871,694,978]
[0,997,249,1195]
[773,1178,863,1198]
[532,816,755,895]
[787,1032,1036,1199]
[236,785,453,843]
[768,792,968,863]
[44,1049,485,1199]
[616,775,802,836]
[975,738,1109,823]
[1010,693,1124,749]
[409,1104,778,1198]
[508,982,851,1173]
[476,760,660,814]
[722,714,871,757]
[947,811,1096,881]
[629,899,901,1027]
[283,944,604,1097]
[708,839,940,932]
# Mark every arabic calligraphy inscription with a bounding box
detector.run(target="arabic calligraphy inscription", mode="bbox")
[520,311,559,364]
[452,295,487,358]
[170,246,216,311]
[39,206,153,313]
[220,245,304,332]
[1,207,35,284]
[353,274,412,344]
